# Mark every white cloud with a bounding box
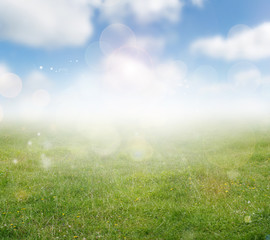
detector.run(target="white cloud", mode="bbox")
[191,22,270,60]
[0,0,93,48]
[191,0,205,8]
[95,0,184,23]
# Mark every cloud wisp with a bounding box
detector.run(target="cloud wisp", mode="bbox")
[190,0,205,8]
[94,0,184,23]
[191,22,270,61]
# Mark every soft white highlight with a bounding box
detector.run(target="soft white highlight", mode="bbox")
[0,73,22,98]
[32,89,51,107]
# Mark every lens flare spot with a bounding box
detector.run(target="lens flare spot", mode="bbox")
[0,73,22,98]
[85,41,105,72]
[126,136,153,161]
[41,154,51,169]
[227,170,240,180]
[228,62,261,89]
[32,89,51,107]
[79,124,121,156]
[244,216,252,223]
[100,23,136,56]
[15,190,29,201]
[192,65,218,85]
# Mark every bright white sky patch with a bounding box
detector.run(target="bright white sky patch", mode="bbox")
[191,22,270,61]
[0,0,93,48]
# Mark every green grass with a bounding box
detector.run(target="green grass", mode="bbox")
[0,121,270,239]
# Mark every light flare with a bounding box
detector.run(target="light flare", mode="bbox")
[0,73,22,98]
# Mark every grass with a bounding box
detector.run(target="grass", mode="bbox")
[0,121,270,239]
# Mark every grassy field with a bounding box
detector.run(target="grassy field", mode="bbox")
[0,121,270,239]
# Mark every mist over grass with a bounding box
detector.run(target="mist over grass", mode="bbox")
[0,119,270,239]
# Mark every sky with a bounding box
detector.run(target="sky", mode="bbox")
[0,0,270,123]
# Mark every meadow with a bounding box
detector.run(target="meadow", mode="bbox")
[0,120,269,239]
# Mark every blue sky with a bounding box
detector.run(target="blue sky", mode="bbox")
[1,0,269,73]
[0,0,270,122]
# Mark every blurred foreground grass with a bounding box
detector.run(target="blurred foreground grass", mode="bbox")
[0,121,269,239]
